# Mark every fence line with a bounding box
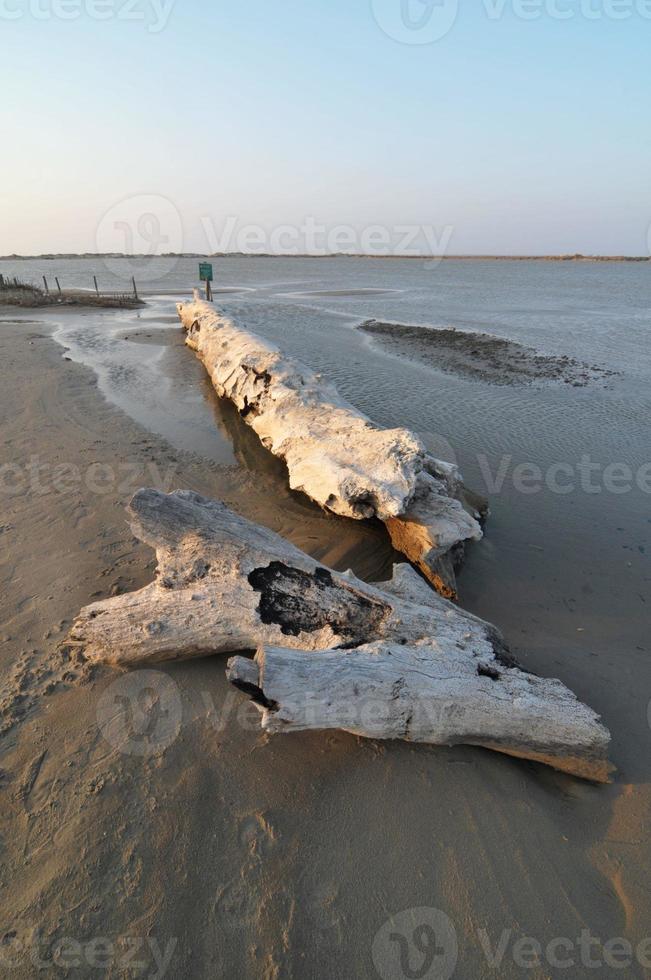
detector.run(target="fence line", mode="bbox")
[0,273,139,301]
[0,273,141,307]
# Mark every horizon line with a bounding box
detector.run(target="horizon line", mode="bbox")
[1,252,649,262]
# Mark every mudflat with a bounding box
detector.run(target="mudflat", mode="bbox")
[359,318,619,387]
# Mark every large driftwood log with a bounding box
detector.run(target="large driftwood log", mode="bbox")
[70,489,612,782]
[228,645,611,783]
[176,295,483,597]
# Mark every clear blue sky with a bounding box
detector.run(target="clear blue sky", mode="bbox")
[1,0,649,255]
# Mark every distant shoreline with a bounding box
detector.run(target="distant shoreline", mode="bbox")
[1,253,649,263]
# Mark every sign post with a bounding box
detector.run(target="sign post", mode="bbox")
[199,262,214,301]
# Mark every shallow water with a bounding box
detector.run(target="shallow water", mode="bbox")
[4,255,649,776]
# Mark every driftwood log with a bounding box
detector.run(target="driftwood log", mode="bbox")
[70,489,612,782]
[176,295,483,597]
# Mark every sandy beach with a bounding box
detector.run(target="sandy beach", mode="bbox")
[0,282,650,977]
[3,0,650,965]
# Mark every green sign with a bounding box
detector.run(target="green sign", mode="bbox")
[199,262,213,282]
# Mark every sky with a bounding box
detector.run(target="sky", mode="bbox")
[1,0,650,255]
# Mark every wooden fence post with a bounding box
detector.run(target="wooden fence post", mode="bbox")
[55,277,62,295]
[93,276,99,296]
[132,277,139,301]
[43,276,49,294]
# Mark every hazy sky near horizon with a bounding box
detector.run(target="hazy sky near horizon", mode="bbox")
[1,0,650,255]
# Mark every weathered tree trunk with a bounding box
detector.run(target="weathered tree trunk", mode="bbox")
[228,645,612,783]
[70,489,612,782]
[176,295,483,597]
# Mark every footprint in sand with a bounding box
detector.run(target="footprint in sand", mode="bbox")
[212,813,279,931]
[238,812,276,859]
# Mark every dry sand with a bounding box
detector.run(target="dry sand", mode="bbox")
[0,315,649,979]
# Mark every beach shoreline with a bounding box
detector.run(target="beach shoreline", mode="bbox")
[1,307,649,978]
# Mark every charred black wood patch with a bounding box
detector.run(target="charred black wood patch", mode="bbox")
[477,663,501,681]
[484,627,532,674]
[230,676,279,712]
[248,561,390,641]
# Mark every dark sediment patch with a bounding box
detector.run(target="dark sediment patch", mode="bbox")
[358,320,619,387]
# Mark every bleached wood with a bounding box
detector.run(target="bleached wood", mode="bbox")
[228,644,612,783]
[70,489,612,782]
[176,295,483,596]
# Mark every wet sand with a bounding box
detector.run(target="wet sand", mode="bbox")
[359,319,618,387]
[122,328,185,346]
[0,311,649,978]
